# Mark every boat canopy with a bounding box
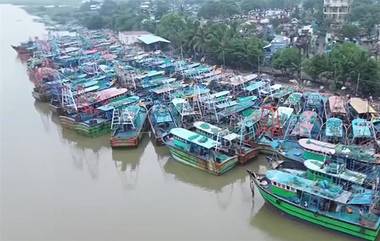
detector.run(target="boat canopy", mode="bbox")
[193,121,240,142]
[77,87,127,108]
[291,111,318,137]
[97,95,140,112]
[266,170,352,203]
[228,73,258,86]
[352,118,372,138]
[326,117,343,137]
[243,81,266,92]
[328,96,346,115]
[285,92,302,106]
[349,98,377,114]
[304,160,366,185]
[170,128,217,149]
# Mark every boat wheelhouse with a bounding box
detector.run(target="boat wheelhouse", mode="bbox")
[304,159,368,188]
[298,138,380,166]
[193,121,258,164]
[248,169,380,240]
[164,128,238,175]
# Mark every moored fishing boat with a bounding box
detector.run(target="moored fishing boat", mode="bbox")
[193,121,258,164]
[248,169,380,240]
[290,110,322,139]
[164,128,238,175]
[110,105,148,147]
[148,102,177,145]
[298,138,380,165]
[321,117,345,144]
[304,159,369,188]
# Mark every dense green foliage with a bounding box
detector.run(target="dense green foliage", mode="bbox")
[272,47,302,76]
[350,0,380,35]
[198,0,239,19]
[339,24,360,39]
[157,14,264,69]
[303,43,380,95]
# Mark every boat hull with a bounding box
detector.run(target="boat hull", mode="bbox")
[253,178,380,241]
[167,146,238,175]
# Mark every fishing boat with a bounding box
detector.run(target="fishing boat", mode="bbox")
[148,102,177,145]
[348,98,378,120]
[304,92,326,115]
[164,128,238,175]
[74,95,140,137]
[110,105,148,147]
[327,96,347,119]
[349,118,374,145]
[321,117,345,144]
[248,169,380,240]
[193,121,258,164]
[304,159,369,188]
[290,110,322,139]
[170,97,202,129]
[298,138,380,165]
[284,92,303,113]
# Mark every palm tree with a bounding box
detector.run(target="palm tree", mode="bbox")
[187,22,213,59]
[208,24,237,66]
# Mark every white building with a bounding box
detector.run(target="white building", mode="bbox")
[323,0,353,23]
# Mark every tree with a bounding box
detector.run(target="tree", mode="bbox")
[198,0,239,19]
[240,0,267,13]
[157,13,187,50]
[272,48,301,76]
[81,15,106,29]
[155,0,170,19]
[350,1,380,36]
[303,43,380,94]
[303,54,330,81]
[340,24,360,39]
[100,0,118,16]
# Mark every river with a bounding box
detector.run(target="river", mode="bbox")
[0,4,361,241]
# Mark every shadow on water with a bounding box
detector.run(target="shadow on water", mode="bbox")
[111,136,150,190]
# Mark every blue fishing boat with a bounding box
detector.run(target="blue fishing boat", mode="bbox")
[110,105,148,147]
[148,103,177,145]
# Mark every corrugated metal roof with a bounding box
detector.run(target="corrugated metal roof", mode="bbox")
[137,34,170,45]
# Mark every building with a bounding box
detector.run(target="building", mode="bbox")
[323,0,353,23]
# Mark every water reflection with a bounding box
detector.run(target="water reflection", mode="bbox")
[250,202,357,241]
[112,136,150,190]
[33,101,52,132]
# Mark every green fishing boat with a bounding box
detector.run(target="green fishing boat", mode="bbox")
[248,169,380,240]
[298,138,380,164]
[193,121,258,164]
[164,128,238,175]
